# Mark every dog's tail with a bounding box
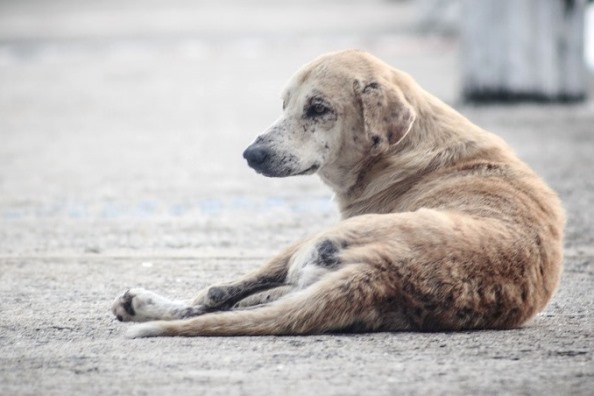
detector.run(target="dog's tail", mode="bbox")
[125,265,390,338]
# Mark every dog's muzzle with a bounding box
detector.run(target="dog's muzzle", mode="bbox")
[243,142,319,177]
[242,143,296,177]
[243,145,270,170]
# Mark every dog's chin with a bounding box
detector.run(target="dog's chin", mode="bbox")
[294,163,320,176]
[251,163,320,178]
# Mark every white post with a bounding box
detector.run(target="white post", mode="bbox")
[461,0,587,102]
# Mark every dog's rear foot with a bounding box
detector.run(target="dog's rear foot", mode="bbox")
[111,288,193,322]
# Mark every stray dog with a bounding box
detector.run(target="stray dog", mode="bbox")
[112,50,564,338]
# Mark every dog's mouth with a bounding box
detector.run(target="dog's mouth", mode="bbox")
[254,163,319,178]
[295,163,320,176]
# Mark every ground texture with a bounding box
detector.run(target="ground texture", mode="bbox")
[1,1,593,395]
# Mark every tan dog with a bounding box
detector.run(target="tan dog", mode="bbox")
[112,50,565,338]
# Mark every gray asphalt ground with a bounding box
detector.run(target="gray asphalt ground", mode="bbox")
[1,1,593,395]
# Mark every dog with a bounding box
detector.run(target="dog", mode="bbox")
[112,50,565,338]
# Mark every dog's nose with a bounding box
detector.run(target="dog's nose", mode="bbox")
[243,146,269,167]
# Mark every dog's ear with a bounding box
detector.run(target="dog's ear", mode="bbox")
[354,80,416,155]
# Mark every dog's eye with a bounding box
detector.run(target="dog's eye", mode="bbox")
[307,103,329,117]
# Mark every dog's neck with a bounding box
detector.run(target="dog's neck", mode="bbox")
[324,93,510,219]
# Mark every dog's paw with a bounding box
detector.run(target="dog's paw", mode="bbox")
[112,289,138,322]
[111,288,187,322]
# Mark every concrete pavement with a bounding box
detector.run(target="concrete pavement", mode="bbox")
[1,1,593,395]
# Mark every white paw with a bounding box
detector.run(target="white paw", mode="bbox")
[111,288,188,322]
[126,322,165,338]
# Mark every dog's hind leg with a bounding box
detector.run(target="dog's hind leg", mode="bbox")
[125,264,400,338]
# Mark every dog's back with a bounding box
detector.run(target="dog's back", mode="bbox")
[334,65,565,329]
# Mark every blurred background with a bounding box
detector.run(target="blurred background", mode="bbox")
[2,3,594,394]
[0,0,593,257]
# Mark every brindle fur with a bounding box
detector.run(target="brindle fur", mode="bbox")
[112,50,564,338]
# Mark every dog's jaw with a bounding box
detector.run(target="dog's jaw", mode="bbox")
[243,142,321,178]
[294,163,320,176]
[249,162,319,178]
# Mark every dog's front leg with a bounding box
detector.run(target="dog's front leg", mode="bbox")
[111,241,300,322]
[111,288,206,323]
[188,242,302,312]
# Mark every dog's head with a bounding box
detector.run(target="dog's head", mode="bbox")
[243,50,416,186]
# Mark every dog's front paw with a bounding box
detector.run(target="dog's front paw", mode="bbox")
[112,289,138,322]
[112,288,186,322]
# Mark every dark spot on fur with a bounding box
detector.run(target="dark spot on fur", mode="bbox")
[303,95,336,121]
[363,82,379,93]
[324,143,329,149]
[317,239,341,268]
[122,291,136,316]
[461,162,505,175]
[445,294,454,306]
[207,286,226,304]
[456,307,473,319]
[403,307,422,329]
[116,314,123,321]
[371,135,381,146]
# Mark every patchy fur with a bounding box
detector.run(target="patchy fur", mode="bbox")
[112,50,564,338]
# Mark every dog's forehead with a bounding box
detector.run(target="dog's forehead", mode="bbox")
[282,64,352,103]
[281,50,383,103]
